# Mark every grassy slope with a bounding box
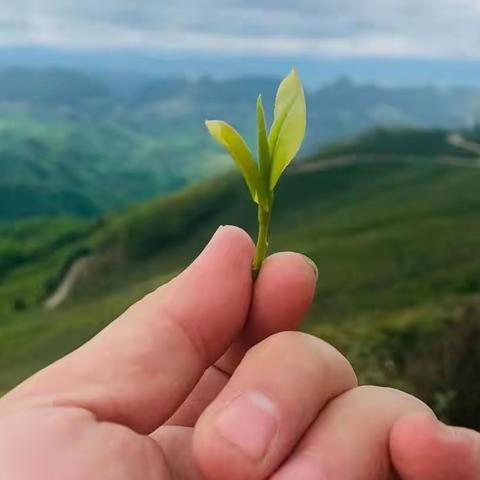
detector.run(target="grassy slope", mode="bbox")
[0,114,230,223]
[314,128,475,159]
[1,131,480,426]
[0,217,93,316]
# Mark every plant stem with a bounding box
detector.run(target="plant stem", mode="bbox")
[252,204,271,279]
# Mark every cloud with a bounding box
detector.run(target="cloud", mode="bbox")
[0,0,479,58]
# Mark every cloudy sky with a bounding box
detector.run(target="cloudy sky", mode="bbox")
[1,0,480,59]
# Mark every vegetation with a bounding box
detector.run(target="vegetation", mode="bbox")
[3,67,480,223]
[316,128,477,159]
[0,115,227,223]
[206,69,306,275]
[1,128,480,429]
[0,217,91,316]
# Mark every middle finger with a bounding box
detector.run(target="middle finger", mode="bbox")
[193,331,357,480]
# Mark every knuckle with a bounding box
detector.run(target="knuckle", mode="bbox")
[246,331,357,389]
[250,331,313,356]
[349,385,432,413]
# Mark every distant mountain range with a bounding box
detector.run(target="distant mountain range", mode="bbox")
[2,66,480,223]
[2,47,480,88]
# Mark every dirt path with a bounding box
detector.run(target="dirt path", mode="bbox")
[44,256,93,310]
[292,150,480,175]
[447,133,480,156]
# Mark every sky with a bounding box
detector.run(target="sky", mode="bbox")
[1,0,480,59]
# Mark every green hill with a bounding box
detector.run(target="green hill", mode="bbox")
[0,115,228,223]
[315,128,476,158]
[3,67,480,224]
[1,129,480,428]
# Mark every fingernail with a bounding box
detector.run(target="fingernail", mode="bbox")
[302,255,318,280]
[205,225,226,246]
[201,226,224,254]
[214,392,278,460]
[273,454,327,479]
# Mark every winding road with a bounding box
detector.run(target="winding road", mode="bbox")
[292,133,480,174]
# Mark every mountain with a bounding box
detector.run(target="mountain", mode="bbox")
[0,68,109,106]
[0,117,192,222]
[3,47,480,88]
[134,75,480,141]
[1,128,480,428]
[3,67,480,224]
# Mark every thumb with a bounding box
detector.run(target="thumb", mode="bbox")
[1,226,255,434]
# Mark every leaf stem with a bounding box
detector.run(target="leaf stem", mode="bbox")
[252,204,271,279]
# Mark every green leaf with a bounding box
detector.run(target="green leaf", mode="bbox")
[256,95,271,186]
[268,68,306,189]
[205,120,269,210]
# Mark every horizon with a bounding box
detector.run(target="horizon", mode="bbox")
[2,46,480,89]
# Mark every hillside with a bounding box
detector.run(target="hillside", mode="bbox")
[3,68,480,223]
[0,68,109,106]
[314,128,478,159]
[0,116,215,222]
[1,129,480,428]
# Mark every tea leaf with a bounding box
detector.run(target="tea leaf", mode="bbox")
[268,68,306,189]
[256,95,271,185]
[205,120,268,210]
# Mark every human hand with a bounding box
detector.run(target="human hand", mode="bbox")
[0,226,478,479]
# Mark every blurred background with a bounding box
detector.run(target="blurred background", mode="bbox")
[1,0,480,429]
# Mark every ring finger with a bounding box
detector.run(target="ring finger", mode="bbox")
[271,385,433,480]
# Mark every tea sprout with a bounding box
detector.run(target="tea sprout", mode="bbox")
[206,69,306,278]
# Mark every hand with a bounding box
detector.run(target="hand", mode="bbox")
[0,226,478,479]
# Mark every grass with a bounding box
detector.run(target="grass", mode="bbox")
[1,129,480,427]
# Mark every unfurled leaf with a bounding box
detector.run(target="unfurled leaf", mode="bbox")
[204,69,307,278]
[205,120,269,210]
[268,68,306,189]
[256,95,270,184]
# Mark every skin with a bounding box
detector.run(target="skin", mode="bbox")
[0,226,478,479]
